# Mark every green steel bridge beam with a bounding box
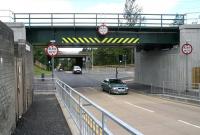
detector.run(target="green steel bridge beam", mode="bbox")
[26,26,179,48]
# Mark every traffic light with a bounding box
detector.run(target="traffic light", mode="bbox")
[119,55,123,63]
[123,55,127,61]
[47,55,52,62]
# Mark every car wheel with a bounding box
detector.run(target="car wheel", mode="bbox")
[109,89,111,94]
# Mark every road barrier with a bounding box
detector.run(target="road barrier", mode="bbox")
[55,79,143,135]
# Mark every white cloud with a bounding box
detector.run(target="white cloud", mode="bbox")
[0,0,73,13]
[0,0,180,13]
[137,0,180,13]
[83,3,124,13]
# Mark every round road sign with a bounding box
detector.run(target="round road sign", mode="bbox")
[47,44,58,57]
[181,43,192,55]
[98,24,108,35]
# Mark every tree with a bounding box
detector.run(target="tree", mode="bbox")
[173,14,184,25]
[33,47,59,70]
[83,48,133,66]
[124,0,143,26]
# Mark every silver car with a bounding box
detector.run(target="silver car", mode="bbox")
[101,78,128,94]
[72,66,82,74]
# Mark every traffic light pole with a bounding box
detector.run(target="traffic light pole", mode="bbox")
[115,67,118,79]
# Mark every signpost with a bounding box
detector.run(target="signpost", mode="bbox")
[47,44,58,79]
[182,43,192,91]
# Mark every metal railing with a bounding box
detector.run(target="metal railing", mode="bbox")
[0,10,15,22]
[56,79,143,135]
[149,81,200,102]
[0,12,184,27]
[184,12,200,24]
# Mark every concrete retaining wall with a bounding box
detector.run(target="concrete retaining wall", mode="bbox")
[14,40,33,121]
[135,24,200,87]
[0,21,33,135]
[6,23,26,42]
[0,21,16,135]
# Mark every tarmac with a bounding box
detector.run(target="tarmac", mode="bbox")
[13,94,72,135]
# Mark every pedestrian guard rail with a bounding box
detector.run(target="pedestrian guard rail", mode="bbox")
[144,81,200,101]
[55,79,143,135]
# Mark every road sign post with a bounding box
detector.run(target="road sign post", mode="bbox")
[181,43,193,92]
[47,44,58,79]
[52,57,54,79]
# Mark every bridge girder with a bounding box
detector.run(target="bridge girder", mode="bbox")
[26,26,179,49]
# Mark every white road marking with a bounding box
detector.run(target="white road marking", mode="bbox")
[124,101,155,113]
[104,94,115,99]
[88,87,98,92]
[123,79,134,82]
[178,120,200,129]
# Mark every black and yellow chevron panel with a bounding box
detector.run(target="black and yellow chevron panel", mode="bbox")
[62,37,139,44]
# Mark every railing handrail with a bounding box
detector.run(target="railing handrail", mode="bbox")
[8,12,185,27]
[56,79,143,135]
[13,12,184,15]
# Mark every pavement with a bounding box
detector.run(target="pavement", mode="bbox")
[13,94,72,135]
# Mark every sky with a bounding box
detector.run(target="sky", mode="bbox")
[0,0,200,53]
[0,0,199,14]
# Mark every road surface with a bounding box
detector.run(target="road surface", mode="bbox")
[55,70,200,135]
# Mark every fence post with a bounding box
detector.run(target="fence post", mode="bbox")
[199,84,200,99]
[96,13,98,27]
[118,13,120,28]
[68,88,71,112]
[79,96,82,135]
[51,13,53,27]
[73,13,75,27]
[13,13,16,22]
[162,81,165,94]
[102,112,106,135]
[28,13,30,27]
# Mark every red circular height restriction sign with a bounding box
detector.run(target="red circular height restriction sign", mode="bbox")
[182,43,192,55]
[98,24,108,35]
[47,45,58,57]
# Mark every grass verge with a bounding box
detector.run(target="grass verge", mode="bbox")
[34,65,51,77]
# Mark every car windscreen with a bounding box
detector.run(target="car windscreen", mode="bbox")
[74,66,81,69]
[109,79,123,84]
